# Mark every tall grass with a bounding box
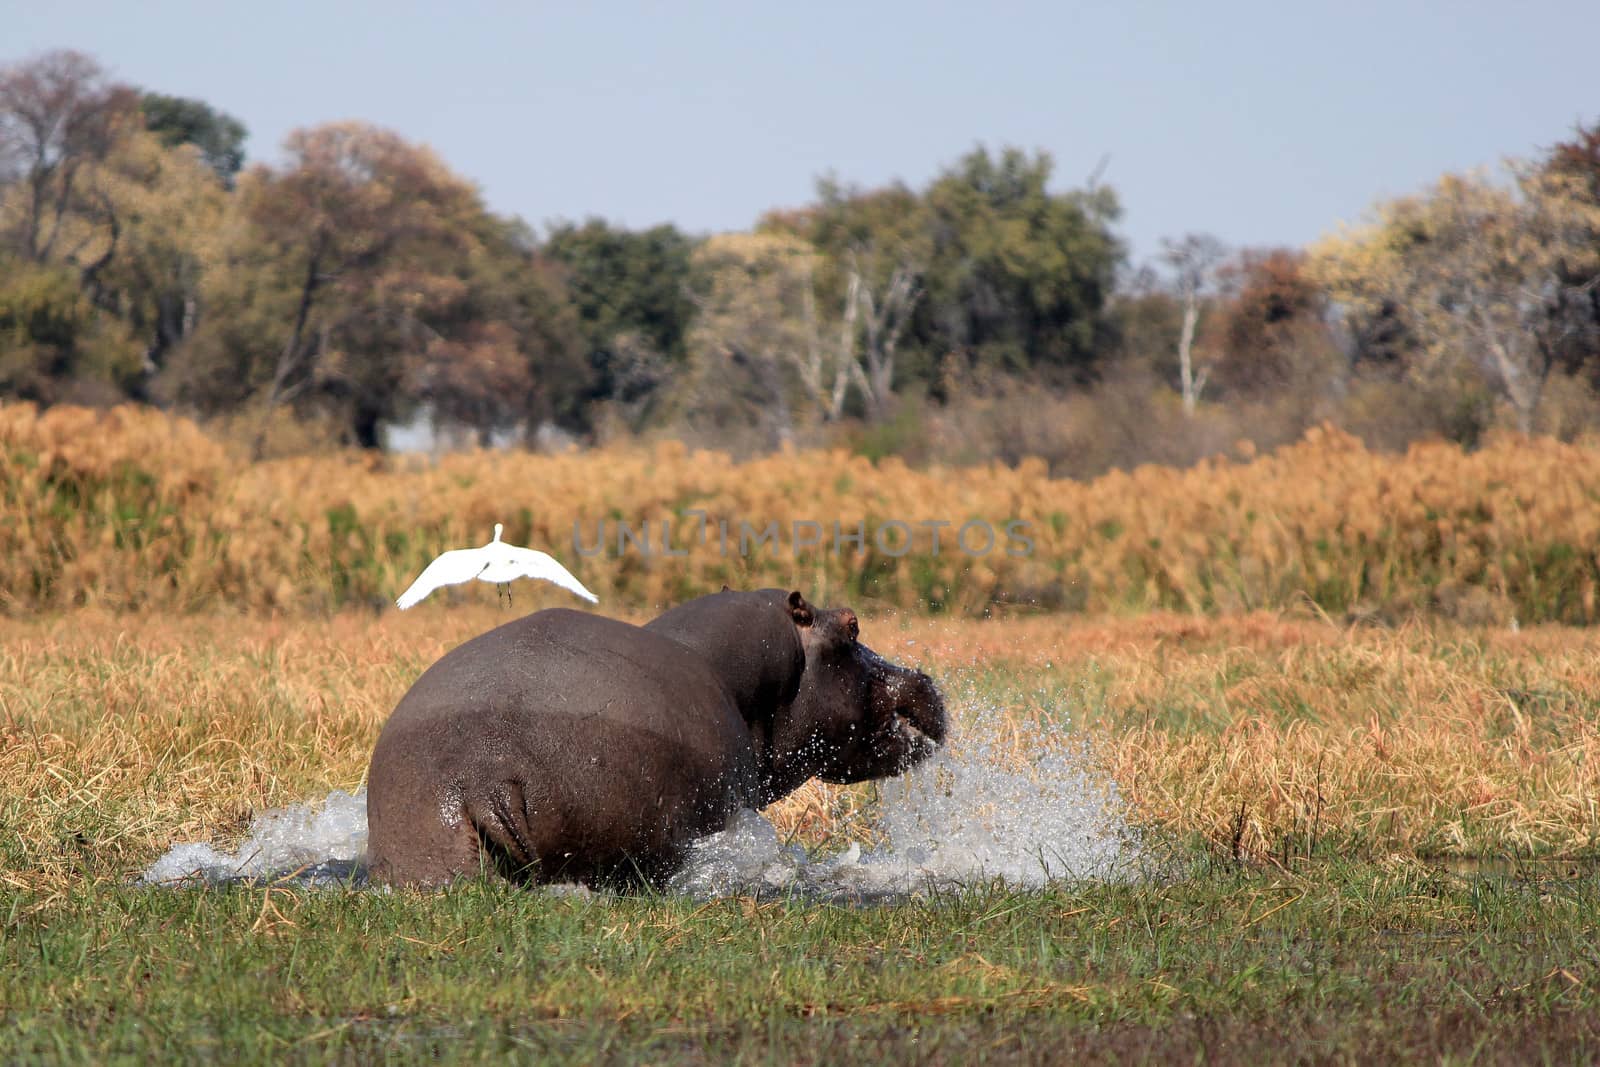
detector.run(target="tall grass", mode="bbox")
[5,402,1600,621]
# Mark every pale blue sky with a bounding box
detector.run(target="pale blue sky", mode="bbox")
[7,2,1596,264]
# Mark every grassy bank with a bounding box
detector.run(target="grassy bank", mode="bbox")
[6,402,1600,621]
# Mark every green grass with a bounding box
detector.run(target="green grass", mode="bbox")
[5,857,1600,1064]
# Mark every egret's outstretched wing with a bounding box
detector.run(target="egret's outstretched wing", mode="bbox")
[504,547,600,604]
[395,548,490,609]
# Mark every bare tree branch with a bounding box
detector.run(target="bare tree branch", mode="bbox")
[1161,233,1227,416]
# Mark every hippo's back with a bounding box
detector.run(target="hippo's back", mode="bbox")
[366,609,756,887]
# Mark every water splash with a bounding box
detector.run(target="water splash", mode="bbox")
[142,703,1141,897]
[141,789,368,887]
[669,702,1142,899]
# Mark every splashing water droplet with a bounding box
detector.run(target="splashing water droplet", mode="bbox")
[670,695,1141,900]
[141,789,368,887]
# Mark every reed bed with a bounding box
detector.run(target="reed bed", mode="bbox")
[5,402,1600,621]
[6,607,1599,896]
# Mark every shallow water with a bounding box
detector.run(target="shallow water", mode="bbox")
[141,700,1142,897]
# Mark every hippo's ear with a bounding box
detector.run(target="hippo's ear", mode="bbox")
[720,584,732,593]
[787,590,814,627]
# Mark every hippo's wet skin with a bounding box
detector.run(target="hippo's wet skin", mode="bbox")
[365,589,946,888]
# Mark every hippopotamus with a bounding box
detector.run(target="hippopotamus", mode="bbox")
[365,588,946,888]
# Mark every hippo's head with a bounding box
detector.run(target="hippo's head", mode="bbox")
[771,594,947,794]
[644,587,948,806]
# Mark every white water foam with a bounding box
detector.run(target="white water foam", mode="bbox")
[142,703,1141,896]
[141,788,368,887]
[669,703,1142,899]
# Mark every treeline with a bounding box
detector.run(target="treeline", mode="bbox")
[3,49,1600,471]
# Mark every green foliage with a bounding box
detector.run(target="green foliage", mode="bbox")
[0,52,157,401]
[140,91,248,184]
[0,259,141,399]
[0,260,83,359]
[13,48,1594,461]
[920,146,1123,380]
[544,218,697,366]
[763,179,928,330]
[764,151,1125,399]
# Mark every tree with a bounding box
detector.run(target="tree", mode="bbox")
[543,218,696,415]
[176,122,496,451]
[763,179,927,419]
[1311,166,1600,433]
[1546,120,1600,202]
[168,122,589,450]
[1159,233,1226,415]
[1540,120,1600,375]
[676,232,827,446]
[0,51,224,403]
[543,218,695,361]
[0,50,140,266]
[140,92,247,186]
[0,259,134,402]
[756,148,1125,414]
[90,125,227,399]
[412,216,589,444]
[1207,248,1336,396]
[1104,264,1183,372]
[918,146,1122,381]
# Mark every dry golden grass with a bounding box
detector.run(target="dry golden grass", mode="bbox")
[6,401,1600,621]
[6,605,1600,895]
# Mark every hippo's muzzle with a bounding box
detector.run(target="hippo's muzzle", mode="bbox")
[827,651,947,781]
[891,668,948,761]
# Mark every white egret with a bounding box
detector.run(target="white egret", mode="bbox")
[395,523,598,609]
